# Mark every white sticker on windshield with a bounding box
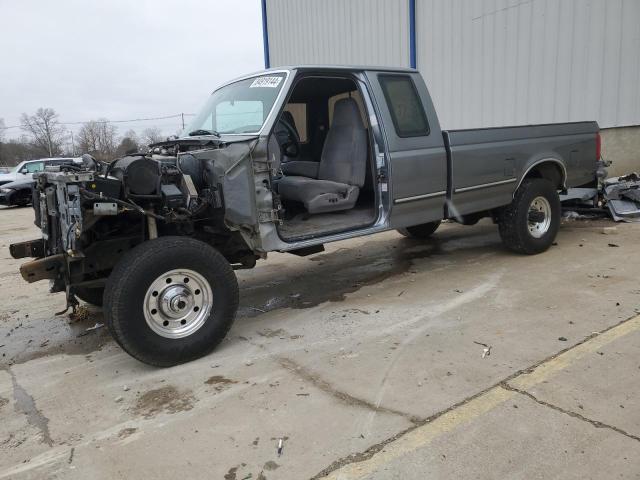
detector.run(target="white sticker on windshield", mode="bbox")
[250,76,282,88]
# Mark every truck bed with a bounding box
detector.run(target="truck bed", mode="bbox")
[443,121,599,216]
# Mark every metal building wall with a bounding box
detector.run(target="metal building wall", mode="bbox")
[417,0,640,130]
[265,0,410,68]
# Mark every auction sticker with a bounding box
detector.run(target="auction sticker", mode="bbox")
[250,76,282,88]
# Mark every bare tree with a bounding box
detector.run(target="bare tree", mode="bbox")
[116,129,140,156]
[20,108,67,157]
[140,127,164,147]
[77,119,118,162]
[0,118,6,143]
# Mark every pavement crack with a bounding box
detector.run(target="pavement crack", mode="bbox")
[6,367,54,447]
[501,383,640,443]
[310,311,640,478]
[277,356,421,424]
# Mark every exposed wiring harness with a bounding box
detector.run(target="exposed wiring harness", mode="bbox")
[79,188,166,220]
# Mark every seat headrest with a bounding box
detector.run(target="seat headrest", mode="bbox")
[332,98,364,129]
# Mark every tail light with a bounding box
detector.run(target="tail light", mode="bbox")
[596,132,601,160]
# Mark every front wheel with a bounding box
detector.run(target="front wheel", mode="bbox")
[498,178,560,254]
[104,236,239,367]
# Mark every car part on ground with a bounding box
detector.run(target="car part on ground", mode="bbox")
[603,173,640,222]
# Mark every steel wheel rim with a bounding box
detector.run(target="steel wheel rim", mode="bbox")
[528,196,552,238]
[143,269,212,339]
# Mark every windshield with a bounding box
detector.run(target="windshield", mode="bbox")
[182,73,287,136]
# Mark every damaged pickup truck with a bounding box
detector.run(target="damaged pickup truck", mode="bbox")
[11,66,601,366]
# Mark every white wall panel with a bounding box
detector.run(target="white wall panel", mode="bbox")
[266,0,640,129]
[417,0,640,129]
[266,0,410,68]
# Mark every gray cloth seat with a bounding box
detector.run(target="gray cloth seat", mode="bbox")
[278,98,367,214]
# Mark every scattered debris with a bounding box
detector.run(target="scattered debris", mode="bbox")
[608,243,620,247]
[68,447,75,464]
[558,336,568,342]
[277,437,284,456]
[601,227,618,235]
[77,322,104,337]
[245,359,254,367]
[68,305,91,322]
[123,385,130,392]
[473,341,492,358]
[604,173,640,222]
[115,396,124,403]
[249,307,266,313]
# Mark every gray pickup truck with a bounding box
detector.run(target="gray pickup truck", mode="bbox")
[10,66,600,366]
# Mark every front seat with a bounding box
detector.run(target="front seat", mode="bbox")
[277,98,367,214]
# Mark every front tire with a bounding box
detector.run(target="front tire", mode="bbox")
[498,178,560,254]
[397,220,441,239]
[104,236,239,367]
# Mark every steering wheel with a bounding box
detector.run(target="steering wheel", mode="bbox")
[277,117,300,159]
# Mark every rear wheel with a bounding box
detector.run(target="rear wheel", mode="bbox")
[498,178,560,254]
[104,236,239,366]
[397,220,441,239]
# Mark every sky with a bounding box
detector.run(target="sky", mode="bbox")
[0,0,264,142]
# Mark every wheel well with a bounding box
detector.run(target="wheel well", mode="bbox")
[523,161,565,190]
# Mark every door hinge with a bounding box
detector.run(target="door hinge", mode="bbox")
[254,153,281,176]
[258,209,283,224]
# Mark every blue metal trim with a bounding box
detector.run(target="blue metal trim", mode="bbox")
[261,0,270,68]
[409,0,416,68]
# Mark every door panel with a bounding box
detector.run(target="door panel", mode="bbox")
[389,146,448,227]
[366,72,448,228]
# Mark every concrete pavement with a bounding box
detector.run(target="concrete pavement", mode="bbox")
[1,206,639,479]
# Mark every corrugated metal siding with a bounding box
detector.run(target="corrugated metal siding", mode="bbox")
[417,0,640,129]
[266,0,410,68]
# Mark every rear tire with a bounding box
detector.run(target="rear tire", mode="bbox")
[104,236,239,367]
[74,286,104,307]
[498,178,560,254]
[397,220,441,239]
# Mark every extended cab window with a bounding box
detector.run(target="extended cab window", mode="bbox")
[379,75,429,137]
[23,162,44,173]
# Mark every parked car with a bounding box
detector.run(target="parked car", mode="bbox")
[0,157,82,187]
[10,66,601,366]
[0,178,35,207]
